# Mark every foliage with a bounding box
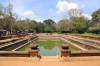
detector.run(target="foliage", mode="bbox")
[56,19,74,33]
[0,4,16,31]
[88,23,100,34]
[68,8,83,22]
[0,3,100,35]
[74,16,89,33]
[88,8,100,34]
[35,22,45,33]
[91,8,100,23]
[43,19,56,33]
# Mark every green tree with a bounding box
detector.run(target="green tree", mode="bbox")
[88,8,100,34]
[74,16,89,33]
[56,19,74,33]
[35,22,45,33]
[68,8,83,22]
[43,19,56,33]
[91,8,100,24]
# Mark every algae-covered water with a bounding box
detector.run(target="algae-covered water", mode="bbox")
[18,37,80,56]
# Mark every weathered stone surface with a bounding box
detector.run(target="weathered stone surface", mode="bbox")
[30,44,38,49]
[61,44,69,49]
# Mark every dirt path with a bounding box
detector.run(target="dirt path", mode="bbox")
[0,58,100,66]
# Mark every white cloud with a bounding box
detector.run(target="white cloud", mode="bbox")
[56,1,92,20]
[56,1,79,14]
[82,13,92,19]
[24,11,34,16]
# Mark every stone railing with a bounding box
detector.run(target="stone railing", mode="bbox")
[70,50,100,57]
[0,50,39,57]
[60,43,100,57]
[60,40,100,57]
[61,50,100,57]
[0,51,29,57]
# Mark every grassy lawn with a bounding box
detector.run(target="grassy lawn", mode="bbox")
[77,33,100,38]
[17,44,30,51]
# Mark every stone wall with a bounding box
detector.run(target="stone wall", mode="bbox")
[70,51,100,57]
[0,50,39,57]
[0,51,29,57]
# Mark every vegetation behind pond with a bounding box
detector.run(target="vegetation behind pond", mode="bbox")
[0,3,100,35]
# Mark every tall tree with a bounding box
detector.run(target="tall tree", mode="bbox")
[56,19,74,33]
[88,8,100,34]
[74,16,89,33]
[91,8,100,24]
[68,8,83,22]
[0,3,17,37]
[43,19,56,33]
[35,22,45,33]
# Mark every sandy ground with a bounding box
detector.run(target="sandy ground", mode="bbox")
[0,59,100,66]
[0,57,100,66]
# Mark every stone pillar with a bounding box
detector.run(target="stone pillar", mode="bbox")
[29,43,39,57]
[61,43,71,57]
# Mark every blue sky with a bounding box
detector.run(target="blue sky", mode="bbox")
[1,0,100,22]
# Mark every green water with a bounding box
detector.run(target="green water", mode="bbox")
[36,38,63,56]
[18,37,80,56]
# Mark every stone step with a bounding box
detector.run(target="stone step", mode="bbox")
[42,56,60,58]
[40,58,59,61]
[40,56,60,61]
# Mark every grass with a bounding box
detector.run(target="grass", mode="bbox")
[69,44,80,51]
[77,33,100,38]
[38,37,61,41]
[17,44,30,51]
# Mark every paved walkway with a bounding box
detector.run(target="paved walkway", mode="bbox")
[60,38,87,51]
[0,56,100,66]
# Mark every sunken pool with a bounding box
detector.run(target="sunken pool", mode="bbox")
[36,37,63,56]
[18,37,80,56]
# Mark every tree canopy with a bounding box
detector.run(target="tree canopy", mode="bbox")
[0,3,100,34]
